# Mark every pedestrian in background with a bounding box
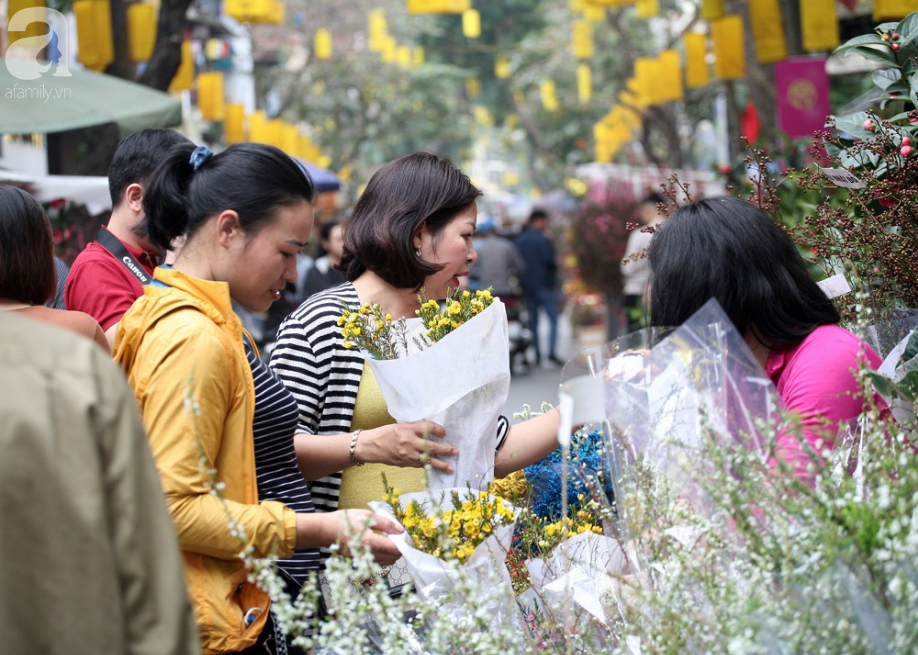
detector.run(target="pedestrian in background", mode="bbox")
[515,208,562,366]
[469,218,525,296]
[621,193,665,333]
[301,219,345,299]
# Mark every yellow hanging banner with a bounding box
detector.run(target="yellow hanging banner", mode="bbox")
[577,64,592,103]
[197,71,225,121]
[169,40,194,92]
[701,0,724,21]
[382,36,397,63]
[573,20,593,59]
[462,9,481,38]
[466,77,481,98]
[225,104,245,144]
[583,0,635,6]
[634,57,661,106]
[636,0,658,18]
[684,32,710,88]
[712,15,745,80]
[74,0,114,71]
[413,47,425,67]
[406,0,470,14]
[249,111,268,145]
[397,46,411,67]
[657,49,683,102]
[127,3,156,63]
[748,0,786,64]
[874,0,918,21]
[540,80,559,111]
[368,10,387,52]
[801,0,839,52]
[315,28,333,59]
[7,0,47,45]
[495,55,511,79]
[583,5,604,21]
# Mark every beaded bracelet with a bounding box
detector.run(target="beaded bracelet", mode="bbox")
[348,429,364,466]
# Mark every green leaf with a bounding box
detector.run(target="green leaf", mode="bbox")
[896,12,918,47]
[903,328,918,362]
[877,22,899,33]
[869,371,895,398]
[833,111,880,141]
[897,370,918,400]
[845,45,897,65]
[835,33,887,53]
[873,68,902,90]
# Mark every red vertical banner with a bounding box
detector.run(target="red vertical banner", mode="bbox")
[774,57,830,139]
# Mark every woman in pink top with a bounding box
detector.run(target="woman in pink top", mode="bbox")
[647,196,882,480]
[0,186,108,351]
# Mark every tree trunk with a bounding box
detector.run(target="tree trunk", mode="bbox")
[136,0,194,91]
[105,0,135,81]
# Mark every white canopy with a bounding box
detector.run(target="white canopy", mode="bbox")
[0,169,110,214]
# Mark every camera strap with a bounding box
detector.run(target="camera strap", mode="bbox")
[94,228,153,286]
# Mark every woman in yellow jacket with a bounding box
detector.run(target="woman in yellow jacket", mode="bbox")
[114,142,404,654]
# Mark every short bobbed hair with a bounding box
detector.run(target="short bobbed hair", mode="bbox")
[339,152,482,290]
[648,196,840,347]
[0,185,55,305]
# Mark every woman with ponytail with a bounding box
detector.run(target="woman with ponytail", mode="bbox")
[113,142,401,655]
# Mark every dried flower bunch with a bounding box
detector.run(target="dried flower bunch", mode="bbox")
[382,481,515,564]
[338,287,496,360]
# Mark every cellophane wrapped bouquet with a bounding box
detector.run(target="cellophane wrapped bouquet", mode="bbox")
[339,288,510,490]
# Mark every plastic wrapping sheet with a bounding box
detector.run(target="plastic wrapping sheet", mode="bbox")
[368,301,511,491]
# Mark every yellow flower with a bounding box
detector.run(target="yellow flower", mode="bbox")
[476,289,492,301]
[385,313,392,321]
[343,341,353,349]
[447,301,461,315]
[462,290,470,298]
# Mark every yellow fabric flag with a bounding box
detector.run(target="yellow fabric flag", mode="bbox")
[874,0,918,21]
[127,3,156,62]
[74,0,114,71]
[169,41,194,92]
[573,20,593,59]
[701,0,724,21]
[249,111,269,145]
[712,16,745,80]
[540,80,559,111]
[684,32,710,88]
[801,0,839,52]
[7,0,47,44]
[495,56,511,79]
[315,28,333,59]
[658,50,683,102]
[197,71,225,121]
[413,47,425,67]
[636,0,658,18]
[466,77,481,98]
[224,104,245,144]
[577,64,592,103]
[634,57,659,106]
[749,0,786,64]
[462,9,481,38]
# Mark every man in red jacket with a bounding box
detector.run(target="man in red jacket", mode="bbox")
[65,129,191,347]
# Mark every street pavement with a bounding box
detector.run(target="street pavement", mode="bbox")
[502,310,579,419]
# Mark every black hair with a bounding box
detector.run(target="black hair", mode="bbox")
[143,142,316,251]
[108,129,193,208]
[319,220,340,242]
[0,185,55,305]
[528,208,549,224]
[647,196,840,347]
[339,151,482,290]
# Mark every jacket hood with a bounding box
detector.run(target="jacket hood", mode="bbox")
[113,267,238,371]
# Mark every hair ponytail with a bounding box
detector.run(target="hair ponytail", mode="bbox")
[143,142,315,252]
[143,142,197,251]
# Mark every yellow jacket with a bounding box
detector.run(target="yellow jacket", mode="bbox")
[114,267,297,654]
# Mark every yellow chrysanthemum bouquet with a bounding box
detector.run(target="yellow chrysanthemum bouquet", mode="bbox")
[338,287,511,491]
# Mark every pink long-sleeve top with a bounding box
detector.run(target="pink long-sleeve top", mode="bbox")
[766,324,884,481]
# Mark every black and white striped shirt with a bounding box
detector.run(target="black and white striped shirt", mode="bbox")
[269,284,364,514]
[245,343,321,581]
[268,282,510,515]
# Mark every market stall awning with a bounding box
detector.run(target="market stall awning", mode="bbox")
[0,169,110,213]
[0,62,181,136]
[295,158,341,192]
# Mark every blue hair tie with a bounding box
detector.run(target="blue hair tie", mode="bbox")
[189,145,213,172]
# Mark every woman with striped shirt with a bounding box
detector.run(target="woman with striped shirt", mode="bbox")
[270,152,561,517]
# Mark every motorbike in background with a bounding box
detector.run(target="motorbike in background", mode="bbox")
[502,284,534,375]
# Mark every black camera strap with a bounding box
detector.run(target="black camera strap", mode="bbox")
[94,228,153,286]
